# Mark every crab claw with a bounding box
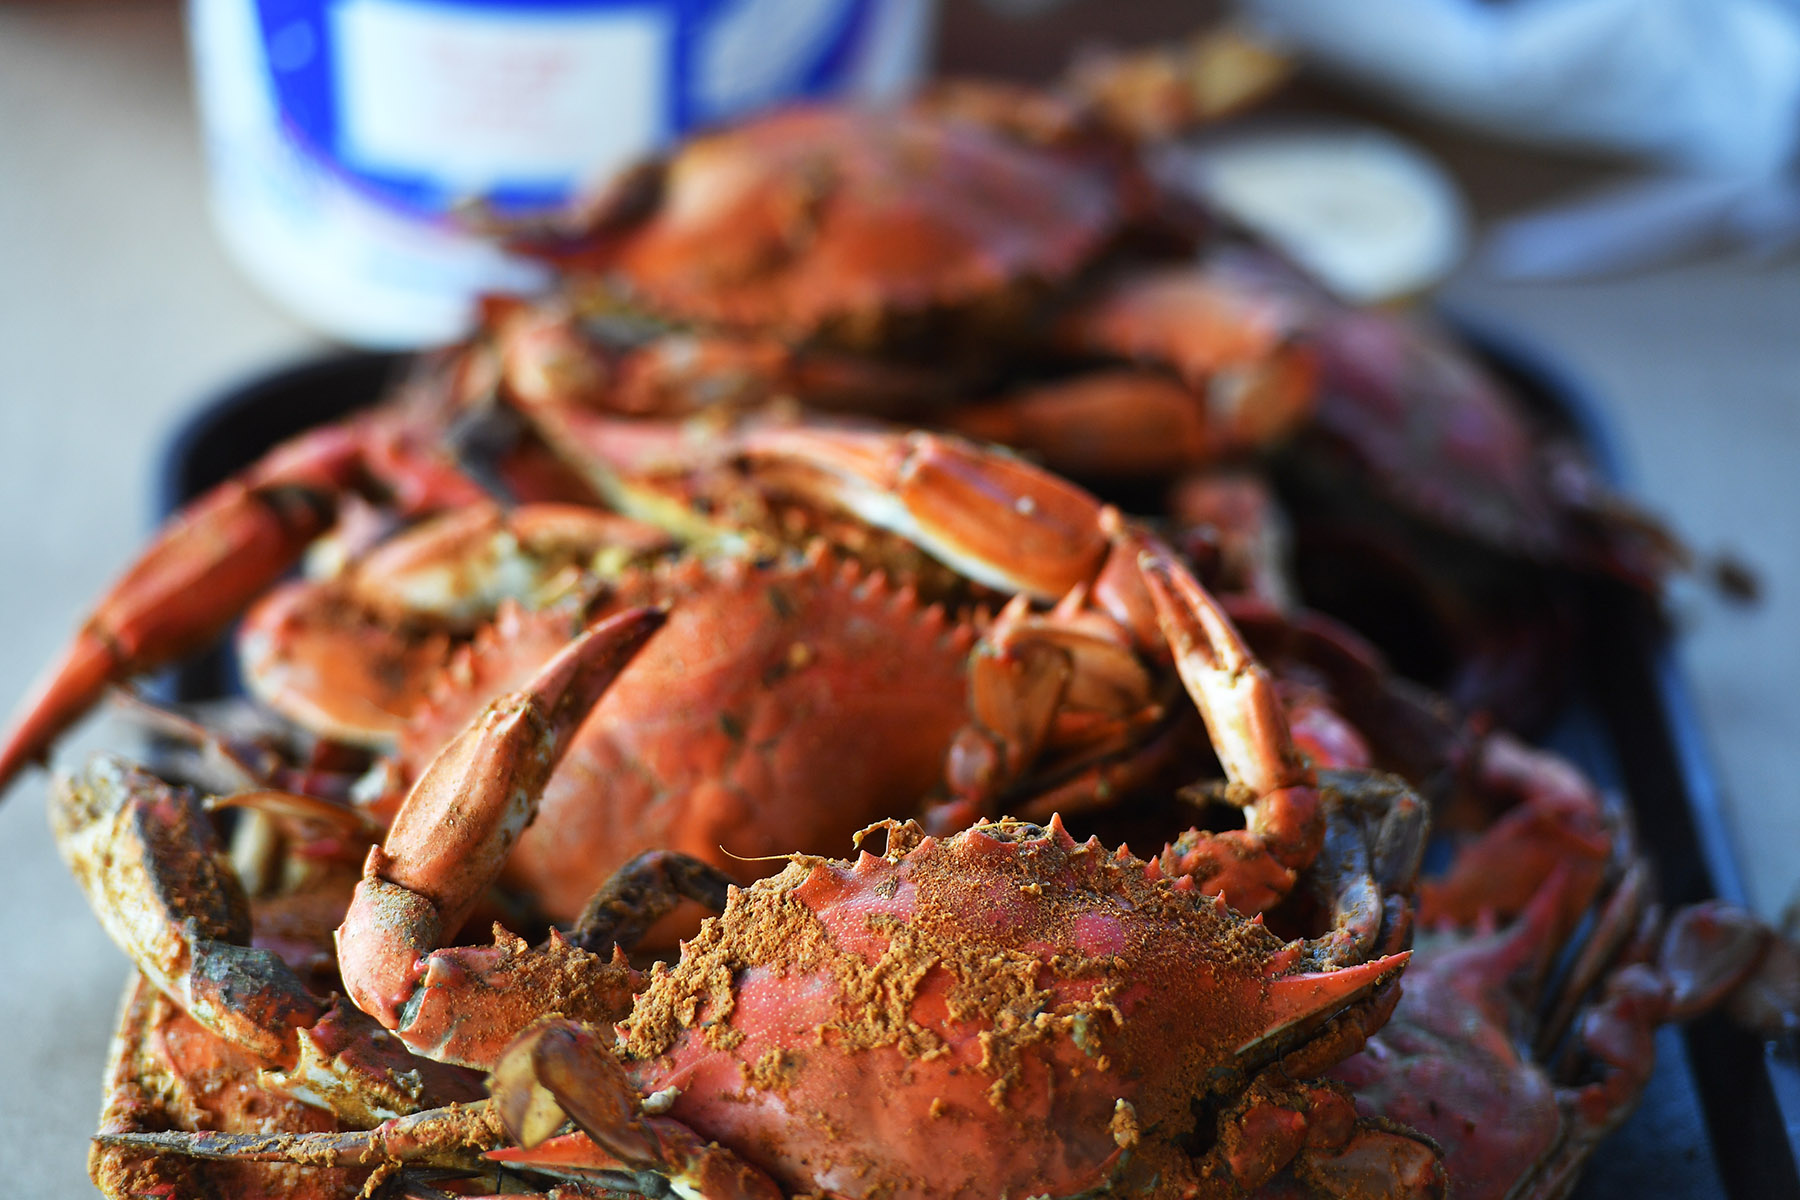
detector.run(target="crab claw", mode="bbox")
[1138,543,1310,796]
[492,1018,658,1159]
[490,1017,784,1200]
[1660,901,1787,1026]
[1135,543,1323,912]
[336,607,665,1068]
[1251,952,1412,1054]
[51,755,479,1124]
[53,756,325,1067]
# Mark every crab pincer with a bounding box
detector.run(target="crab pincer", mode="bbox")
[334,607,667,1067]
[1137,544,1324,913]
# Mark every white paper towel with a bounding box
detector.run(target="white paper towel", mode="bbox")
[1242,0,1800,175]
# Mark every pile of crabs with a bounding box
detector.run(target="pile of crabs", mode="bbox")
[7,31,1797,1200]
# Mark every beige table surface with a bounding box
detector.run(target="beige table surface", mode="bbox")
[1,3,1795,1194]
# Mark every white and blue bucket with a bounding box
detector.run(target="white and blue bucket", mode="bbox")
[188,0,936,346]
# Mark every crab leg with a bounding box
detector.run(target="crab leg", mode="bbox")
[565,850,736,955]
[0,415,483,794]
[1006,715,1193,825]
[513,394,1118,603]
[1137,545,1323,913]
[94,1102,503,1170]
[1417,732,1616,929]
[50,755,474,1124]
[932,578,1182,832]
[731,426,1114,600]
[489,1018,784,1200]
[336,608,664,1069]
[4,485,329,793]
[100,1051,787,1200]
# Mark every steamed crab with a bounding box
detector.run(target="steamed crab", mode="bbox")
[514,24,1289,358]
[65,559,1444,1199]
[1314,727,1800,1199]
[471,25,1319,469]
[509,246,1686,725]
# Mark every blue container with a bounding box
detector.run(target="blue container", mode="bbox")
[187,0,936,346]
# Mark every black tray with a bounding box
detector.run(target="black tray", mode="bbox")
[154,334,1800,1199]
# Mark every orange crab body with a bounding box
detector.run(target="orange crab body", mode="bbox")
[547,103,1143,349]
[389,552,978,925]
[614,819,1409,1200]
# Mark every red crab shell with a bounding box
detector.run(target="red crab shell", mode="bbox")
[546,104,1142,347]
[380,549,978,928]
[1324,872,1663,1200]
[615,817,1405,1200]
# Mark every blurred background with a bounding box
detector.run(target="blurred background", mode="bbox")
[1,0,1796,1191]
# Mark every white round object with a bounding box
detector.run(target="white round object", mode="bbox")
[1180,125,1469,304]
